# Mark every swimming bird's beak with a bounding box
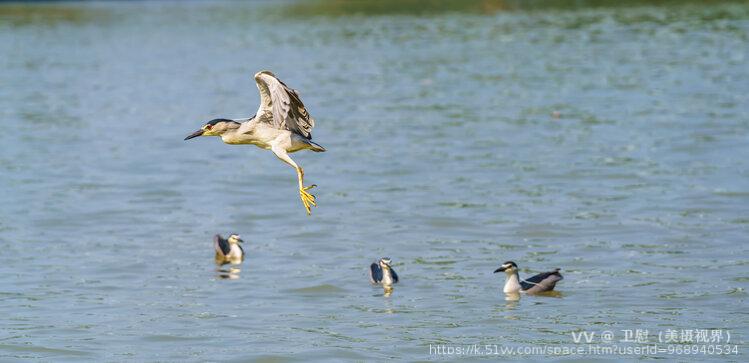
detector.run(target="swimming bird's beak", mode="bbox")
[184,129,204,140]
[494,266,507,273]
[236,237,244,243]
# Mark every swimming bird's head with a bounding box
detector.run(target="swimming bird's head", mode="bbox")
[494,261,518,274]
[184,119,237,140]
[379,257,393,270]
[227,234,244,245]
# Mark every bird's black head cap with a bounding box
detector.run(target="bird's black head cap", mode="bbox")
[207,118,234,126]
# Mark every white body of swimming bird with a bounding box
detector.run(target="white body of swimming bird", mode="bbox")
[185,71,325,215]
[494,261,562,294]
[214,234,244,264]
[370,258,399,287]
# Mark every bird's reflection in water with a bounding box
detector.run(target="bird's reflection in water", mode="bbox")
[504,292,521,303]
[495,293,521,321]
[381,288,396,314]
[503,290,562,303]
[216,262,242,280]
[534,290,563,298]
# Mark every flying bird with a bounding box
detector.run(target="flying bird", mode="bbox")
[494,261,563,294]
[185,71,325,215]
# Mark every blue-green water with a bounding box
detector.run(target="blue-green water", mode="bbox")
[1,1,747,361]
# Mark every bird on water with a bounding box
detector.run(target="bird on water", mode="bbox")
[370,257,399,287]
[185,71,325,215]
[214,234,244,264]
[494,261,563,294]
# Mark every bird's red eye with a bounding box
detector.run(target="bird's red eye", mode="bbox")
[205,124,212,130]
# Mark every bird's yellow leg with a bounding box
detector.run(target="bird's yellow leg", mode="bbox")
[296,167,317,215]
[270,145,317,215]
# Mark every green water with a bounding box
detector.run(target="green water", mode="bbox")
[1,1,747,361]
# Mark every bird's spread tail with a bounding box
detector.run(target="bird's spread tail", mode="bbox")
[309,141,326,152]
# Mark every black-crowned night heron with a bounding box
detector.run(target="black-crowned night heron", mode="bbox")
[185,71,325,215]
[214,233,244,264]
[370,258,399,287]
[494,261,563,294]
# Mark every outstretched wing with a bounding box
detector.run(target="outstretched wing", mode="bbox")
[370,263,383,284]
[390,268,399,284]
[254,70,315,139]
[214,235,230,257]
[521,269,563,293]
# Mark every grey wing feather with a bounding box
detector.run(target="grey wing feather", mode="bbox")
[521,269,563,293]
[370,263,383,284]
[254,71,315,139]
[214,235,230,257]
[391,268,399,283]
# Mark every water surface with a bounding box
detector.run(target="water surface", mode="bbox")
[0,1,747,361]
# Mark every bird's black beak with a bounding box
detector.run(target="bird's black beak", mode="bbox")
[494,266,507,273]
[236,238,244,243]
[184,129,204,140]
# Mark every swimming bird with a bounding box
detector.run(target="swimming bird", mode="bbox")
[214,234,244,264]
[494,261,562,294]
[185,71,325,215]
[370,257,399,286]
